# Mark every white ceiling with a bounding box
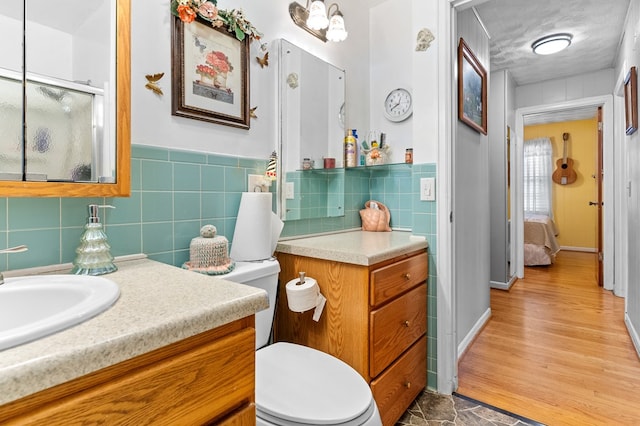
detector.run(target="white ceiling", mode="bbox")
[473,0,630,86]
[472,0,630,124]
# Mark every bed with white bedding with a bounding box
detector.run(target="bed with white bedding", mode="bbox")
[524,214,560,266]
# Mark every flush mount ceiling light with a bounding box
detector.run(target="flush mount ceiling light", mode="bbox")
[289,1,348,43]
[531,33,573,55]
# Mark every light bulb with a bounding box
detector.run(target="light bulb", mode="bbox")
[326,13,347,42]
[307,0,329,30]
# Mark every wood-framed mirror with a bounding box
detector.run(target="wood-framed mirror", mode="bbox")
[0,0,130,197]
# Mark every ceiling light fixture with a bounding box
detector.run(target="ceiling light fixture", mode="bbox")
[289,1,348,43]
[531,33,572,55]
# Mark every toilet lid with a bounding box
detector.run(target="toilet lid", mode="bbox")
[256,342,375,425]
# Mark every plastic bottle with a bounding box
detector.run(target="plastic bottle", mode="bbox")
[344,129,357,168]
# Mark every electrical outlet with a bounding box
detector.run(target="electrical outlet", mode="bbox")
[286,182,295,199]
[420,177,435,201]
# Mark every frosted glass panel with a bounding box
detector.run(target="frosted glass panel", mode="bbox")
[0,2,24,179]
[0,75,23,177]
[0,0,115,184]
[25,81,96,181]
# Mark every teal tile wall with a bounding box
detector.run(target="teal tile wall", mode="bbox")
[0,146,438,391]
[411,163,438,390]
[284,170,345,221]
[0,145,271,271]
[281,162,439,390]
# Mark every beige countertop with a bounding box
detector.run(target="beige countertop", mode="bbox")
[0,257,268,406]
[276,230,428,265]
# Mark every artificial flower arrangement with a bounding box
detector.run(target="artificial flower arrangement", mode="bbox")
[171,0,262,42]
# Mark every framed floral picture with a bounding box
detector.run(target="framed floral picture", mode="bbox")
[458,38,487,135]
[171,15,250,129]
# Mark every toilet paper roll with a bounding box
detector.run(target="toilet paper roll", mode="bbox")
[286,276,321,313]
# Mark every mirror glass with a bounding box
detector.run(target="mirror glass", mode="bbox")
[278,39,346,221]
[0,0,115,183]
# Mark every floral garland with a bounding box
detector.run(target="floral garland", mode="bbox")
[171,0,262,42]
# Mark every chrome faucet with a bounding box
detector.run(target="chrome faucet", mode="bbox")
[0,245,29,285]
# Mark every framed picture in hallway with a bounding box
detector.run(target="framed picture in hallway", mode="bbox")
[171,15,250,129]
[624,66,637,135]
[458,38,487,135]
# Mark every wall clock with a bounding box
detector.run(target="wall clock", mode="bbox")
[384,88,413,122]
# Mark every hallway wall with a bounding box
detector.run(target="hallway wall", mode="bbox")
[454,8,491,355]
[616,0,640,356]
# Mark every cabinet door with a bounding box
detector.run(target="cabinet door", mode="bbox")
[370,284,427,377]
[6,328,255,425]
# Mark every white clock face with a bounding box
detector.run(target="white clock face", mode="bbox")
[384,88,413,122]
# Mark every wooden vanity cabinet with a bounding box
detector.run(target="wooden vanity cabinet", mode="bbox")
[274,250,428,426]
[0,317,256,426]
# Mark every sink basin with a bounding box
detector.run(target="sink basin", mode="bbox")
[0,275,120,351]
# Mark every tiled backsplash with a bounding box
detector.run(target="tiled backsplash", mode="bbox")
[0,145,438,389]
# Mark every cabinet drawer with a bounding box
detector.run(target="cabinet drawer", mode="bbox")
[370,284,427,377]
[370,252,428,307]
[9,328,256,426]
[218,403,256,425]
[371,336,427,426]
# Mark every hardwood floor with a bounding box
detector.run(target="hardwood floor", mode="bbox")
[457,251,640,425]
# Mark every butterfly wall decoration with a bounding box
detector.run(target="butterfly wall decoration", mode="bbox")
[256,52,269,68]
[145,72,165,96]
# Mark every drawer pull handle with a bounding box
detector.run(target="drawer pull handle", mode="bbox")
[403,273,411,280]
[404,381,411,389]
[403,320,410,327]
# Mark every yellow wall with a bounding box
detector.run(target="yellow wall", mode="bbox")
[524,119,598,250]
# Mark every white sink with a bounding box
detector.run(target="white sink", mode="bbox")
[0,275,120,351]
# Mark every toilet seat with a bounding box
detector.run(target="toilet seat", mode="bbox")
[256,342,378,425]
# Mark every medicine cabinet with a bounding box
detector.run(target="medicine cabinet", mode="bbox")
[278,39,345,221]
[0,0,130,197]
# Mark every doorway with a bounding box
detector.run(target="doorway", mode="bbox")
[515,96,615,291]
[521,109,603,285]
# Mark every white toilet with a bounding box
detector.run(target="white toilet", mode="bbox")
[223,259,382,426]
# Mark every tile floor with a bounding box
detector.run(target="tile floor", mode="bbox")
[397,390,546,425]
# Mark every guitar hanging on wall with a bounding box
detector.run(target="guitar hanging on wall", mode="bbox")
[552,132,577,185]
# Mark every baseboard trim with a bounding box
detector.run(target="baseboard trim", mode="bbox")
[560,246,597,253]
[458,307,491,360]
[490,275,517,290]
[490,280,509,290]
[625,313,640,359]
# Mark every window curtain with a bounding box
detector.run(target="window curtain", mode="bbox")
[523,137,553,217]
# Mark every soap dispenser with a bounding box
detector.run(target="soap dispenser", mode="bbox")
[71,204,117,275]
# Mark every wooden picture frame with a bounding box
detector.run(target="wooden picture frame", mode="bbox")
[458,38,487,135]
[625,66,637,135]
[171,15,250,129]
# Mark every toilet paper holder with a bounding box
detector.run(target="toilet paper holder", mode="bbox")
[286,271,326,321]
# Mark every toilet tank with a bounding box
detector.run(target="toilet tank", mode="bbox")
[222,259,280,349]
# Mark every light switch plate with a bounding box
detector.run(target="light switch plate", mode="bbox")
[420,177,435,201]
[286,182,295,199]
